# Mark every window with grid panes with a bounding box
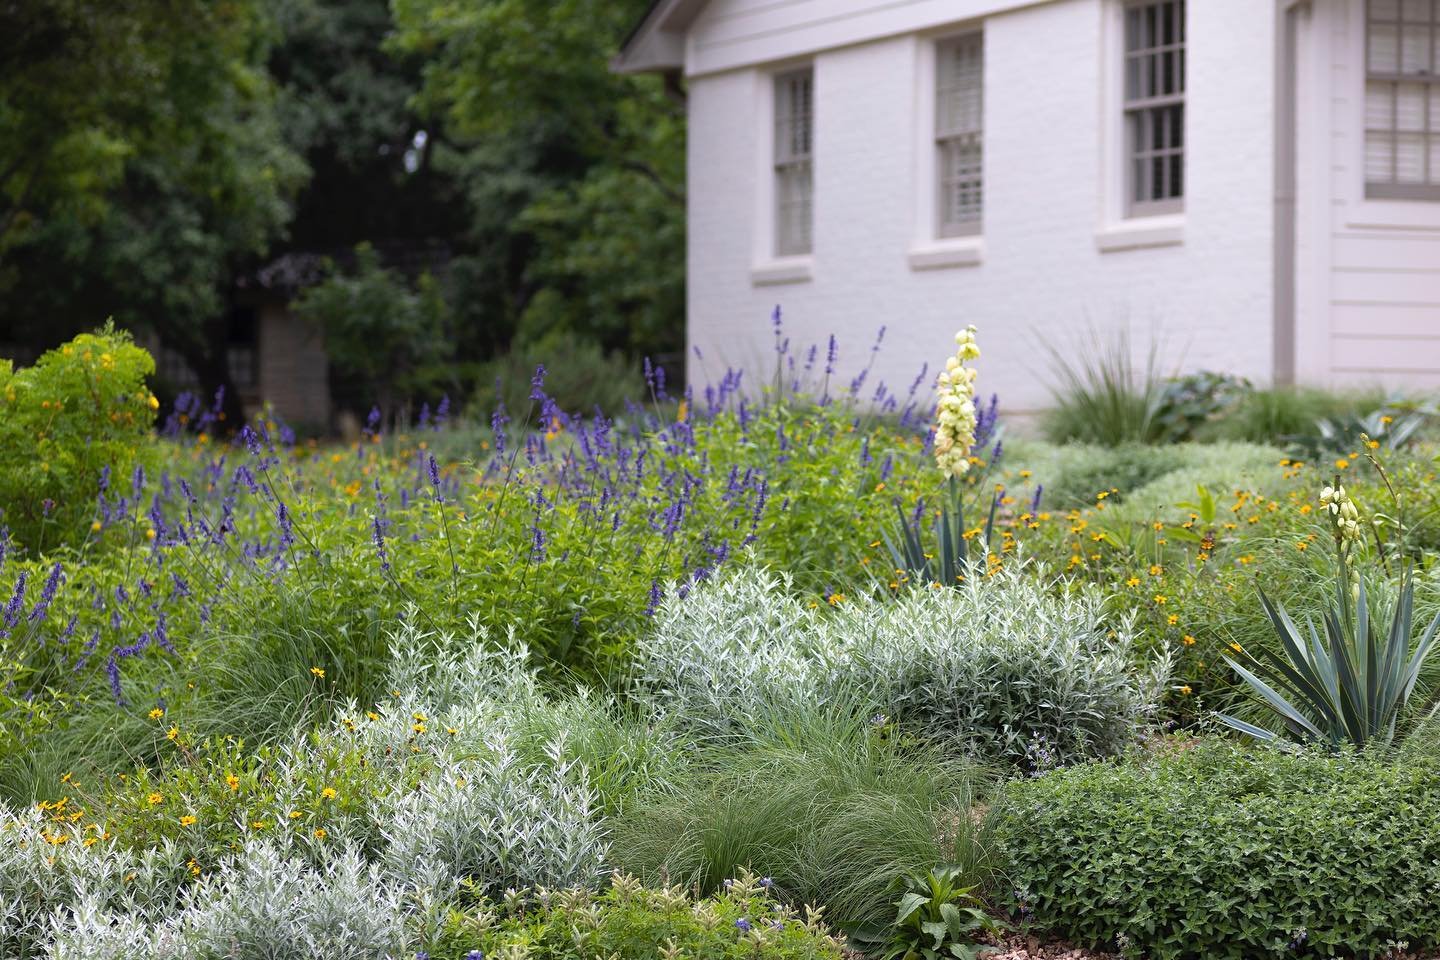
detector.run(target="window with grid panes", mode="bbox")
[1366,0,1440,199]
[936,34,984,236]
[774,68,814,256]
[1124,0,1185,215]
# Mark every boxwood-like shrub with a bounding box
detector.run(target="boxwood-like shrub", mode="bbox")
[996,739,1440,959]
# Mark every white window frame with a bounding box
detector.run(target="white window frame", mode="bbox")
[1097,0,1185,251]
[773,67,815,257]
[1122,0,1186,217]
[1364,0,1440,201]
[909,29,985,271]
[935,32,985,238]
[752,63,816,285]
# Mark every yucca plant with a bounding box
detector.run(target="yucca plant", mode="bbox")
[883,477,1000,590]
[1219,466,1440,748]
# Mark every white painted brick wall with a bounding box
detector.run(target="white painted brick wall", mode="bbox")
[685,0,1277,413]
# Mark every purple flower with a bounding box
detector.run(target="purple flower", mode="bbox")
[276,501,295,551]
[27,562,61,624]
[530,364,548,402]
[1029,484,1044,516]
[735,918,752,933]
[426,454,441,494]
[371,516,391,574]
[3,572,28,629]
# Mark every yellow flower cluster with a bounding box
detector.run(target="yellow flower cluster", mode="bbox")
[933,326,981,480]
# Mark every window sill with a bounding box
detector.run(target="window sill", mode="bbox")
[908,237,984,271]
[750,257,814,286]
[1094,216,1184,253]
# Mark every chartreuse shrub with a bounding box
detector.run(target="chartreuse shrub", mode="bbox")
[997,740,1440,959]
[636,565,1167,766]
[433,873,845,960]
[0,325,156,551]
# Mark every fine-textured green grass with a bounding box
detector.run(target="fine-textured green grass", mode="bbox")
[611,707,992,932]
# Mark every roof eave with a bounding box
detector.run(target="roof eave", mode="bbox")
[613,0,707,75]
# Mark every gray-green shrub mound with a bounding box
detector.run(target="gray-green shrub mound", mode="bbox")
[997,740,1440,960]
[635,564,1168,766]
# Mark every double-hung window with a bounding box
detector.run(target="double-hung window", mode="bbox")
[1123,0,1186,215]
[936,33,984,236]
[1365,0,1440,200]
[774,68,815,257]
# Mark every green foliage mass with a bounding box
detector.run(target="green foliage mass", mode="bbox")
[998,740,1440,959]
[612,712,990,932]
[436,874,847,960]
[0,327,155,552]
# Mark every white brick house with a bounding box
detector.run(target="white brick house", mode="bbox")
[617,0,1440,413]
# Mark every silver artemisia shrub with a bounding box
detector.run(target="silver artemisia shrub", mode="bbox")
[636,564,1169,766]
[52,843,428,960]
[2,618,614,960]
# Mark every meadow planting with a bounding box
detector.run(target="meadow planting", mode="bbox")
[3,320,1440,959]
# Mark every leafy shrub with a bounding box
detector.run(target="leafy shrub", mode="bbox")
[637,566,1168,766]
[54,844,428,960]
[0,326,156,551]
[1200,385,1386,445]
[471,335,648,418]
[1034,443,1187,509]
[997,740,1440,959]
[1,323,937,787]
[611,711,988,932]
[869,865,1001,960]
[1152,371,1251,443]
[3,623,643,958]
[436,872,845,960]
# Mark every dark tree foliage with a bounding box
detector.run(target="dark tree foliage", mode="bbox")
[0,0,685,420]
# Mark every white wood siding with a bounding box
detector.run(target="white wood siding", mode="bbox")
[1297,0,1440,387]
[686,0,1050,76]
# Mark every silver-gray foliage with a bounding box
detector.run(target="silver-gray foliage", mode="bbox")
[636,565,1169,765]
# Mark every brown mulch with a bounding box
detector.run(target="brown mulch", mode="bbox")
[983,935,1119,960]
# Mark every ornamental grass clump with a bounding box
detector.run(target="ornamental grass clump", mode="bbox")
[1219,461,1440,749]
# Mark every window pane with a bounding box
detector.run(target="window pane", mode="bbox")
[776,163,813,255]
[937,33,983,234]
[1397,133,1427,182]
[1370,24,1399,72]
[1366,131,1396,181]
[1371,0,1400,19]
[940,135,983,230]
[1366,82,1395,128]
[1401,0,1431,20]
[774,68,814,255]
[1124,0,1185,211]
[937,36,983,136]
[1397,82,1427,130]
[1401,29,1431,74]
